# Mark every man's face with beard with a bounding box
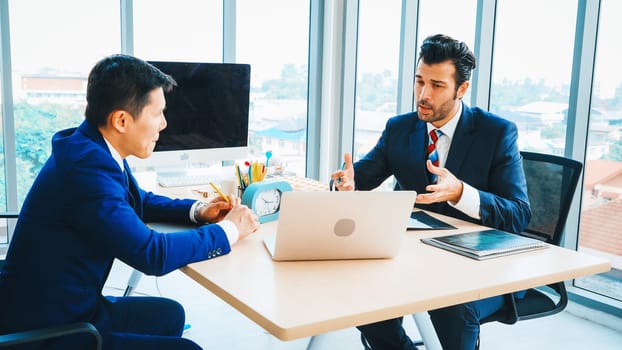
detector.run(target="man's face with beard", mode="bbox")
[414,60,469,128]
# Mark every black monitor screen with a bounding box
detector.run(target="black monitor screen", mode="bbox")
[149,61,250,153]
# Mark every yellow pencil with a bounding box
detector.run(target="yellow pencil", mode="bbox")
[209,182,231,204]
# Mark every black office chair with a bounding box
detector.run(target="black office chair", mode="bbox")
[0,212,102,350]
[361,151,583,350]
[477,151,583,343]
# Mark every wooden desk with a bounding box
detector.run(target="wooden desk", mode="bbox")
[180,211,611,341]
[134,173,610,346]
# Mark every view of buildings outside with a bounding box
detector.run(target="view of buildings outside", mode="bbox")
[4,0,119,208]
[237,0,310,177]
[0,93,3,214]
[574,0,622,301]
[491,0,621,301]
[0,1,620,302]
[1,0,310,211]
[351,1,401,191]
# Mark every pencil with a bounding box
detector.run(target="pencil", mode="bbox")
[209,182,231,204]
[235,164,244,189]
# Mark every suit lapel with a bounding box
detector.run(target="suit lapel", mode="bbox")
[408,117,433,184]
[445,105,476,174]
[409,118,427,160]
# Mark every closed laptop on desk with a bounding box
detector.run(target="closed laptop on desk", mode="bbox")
[264,191,417,261]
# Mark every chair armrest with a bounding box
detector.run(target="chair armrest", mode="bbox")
[0,322,101,350]
[516,281,568,321]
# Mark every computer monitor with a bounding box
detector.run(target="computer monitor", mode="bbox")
[128,61,251,172]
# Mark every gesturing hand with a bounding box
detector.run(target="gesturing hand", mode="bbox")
[416,160,464,204]
[330,153,355,191]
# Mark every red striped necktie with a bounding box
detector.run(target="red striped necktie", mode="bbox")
[427,129,443,182]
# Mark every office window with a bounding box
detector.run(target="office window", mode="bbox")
[417,0,477,104]
[490,0,577,155]
[133,0,222,62]
[0,74,4,213]
[236,0,310,176]
[575,0,622,302]
[353,0,401,162]
[8,0,120,207]
[0,82,5,244]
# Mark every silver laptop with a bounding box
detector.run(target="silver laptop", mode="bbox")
[264,190,417,261]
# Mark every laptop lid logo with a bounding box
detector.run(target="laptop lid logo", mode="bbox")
[334,219,356,237]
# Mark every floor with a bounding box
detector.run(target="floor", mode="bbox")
[103,260,622,350]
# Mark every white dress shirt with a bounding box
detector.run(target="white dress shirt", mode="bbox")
[426,103,481,220]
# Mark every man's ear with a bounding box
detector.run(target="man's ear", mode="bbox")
[109,110,129,133]
[457,81,470,100]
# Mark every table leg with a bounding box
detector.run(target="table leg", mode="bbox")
[412,312,442,350]
[123,269,143,296]
[305,334,333,350]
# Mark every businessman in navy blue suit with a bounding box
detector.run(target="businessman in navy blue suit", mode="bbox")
[0,55,260,349]
[331,34,531,350]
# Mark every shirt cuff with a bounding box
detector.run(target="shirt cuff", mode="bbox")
[448,182,481,220]
[189,201,239,245]
[216,220,240,246]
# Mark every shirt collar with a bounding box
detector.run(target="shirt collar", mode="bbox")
[103,137,124,172]
[426,101,462,140]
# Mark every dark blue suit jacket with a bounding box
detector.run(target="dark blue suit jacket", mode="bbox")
[354,104,531,234]
[0,121,231,341]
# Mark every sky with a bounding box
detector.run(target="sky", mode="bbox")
[6,0,620,97]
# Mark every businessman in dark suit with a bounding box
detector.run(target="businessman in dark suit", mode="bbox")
[0,54,259,349]
[331,34,531,350]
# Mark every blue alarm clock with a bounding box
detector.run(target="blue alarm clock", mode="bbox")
[241,180,293,223]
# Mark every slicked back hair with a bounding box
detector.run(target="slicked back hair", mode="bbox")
[418,34,476,91]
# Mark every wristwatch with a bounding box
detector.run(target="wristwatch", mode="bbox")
[193,201,208,223]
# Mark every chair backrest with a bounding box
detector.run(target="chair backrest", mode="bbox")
[520,151,583,246]
[0,213,102,350]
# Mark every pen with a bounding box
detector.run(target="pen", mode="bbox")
[337,161,345,183]
[209,182,231,204]
[265,150,272,167]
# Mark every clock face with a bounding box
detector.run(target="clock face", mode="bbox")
[253,189,282,216]
[240,180,292,223]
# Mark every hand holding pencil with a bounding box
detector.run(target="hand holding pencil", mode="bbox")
[195,190,236,224]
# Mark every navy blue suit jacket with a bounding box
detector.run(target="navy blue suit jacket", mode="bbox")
[0,121,231,339]
[354,104,531,234]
